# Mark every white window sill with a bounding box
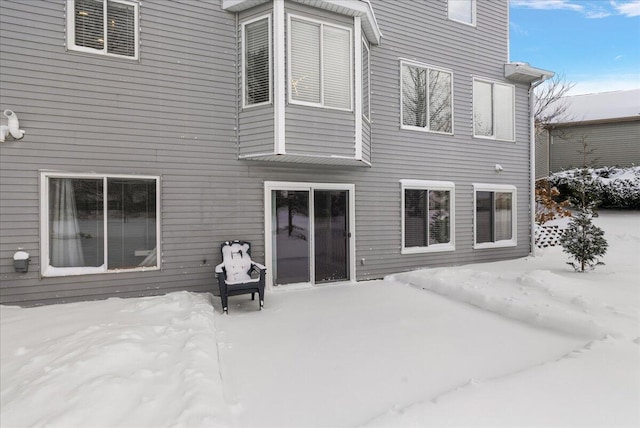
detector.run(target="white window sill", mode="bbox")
[473,240,517,250]
[42,265,160,277]
[402,244,455,255]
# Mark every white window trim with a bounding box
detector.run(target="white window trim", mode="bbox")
[472,77,516,142]
[40,171,161,277]
[362,37,371,123]
[448,0,477,27]
[401,179,456,254]
[472,183,517,249]
[241,14,272,109]
[287,13,354,112]
[400,59,454,135]
[66,0,140,60]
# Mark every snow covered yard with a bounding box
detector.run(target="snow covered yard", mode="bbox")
[1,211,639,427]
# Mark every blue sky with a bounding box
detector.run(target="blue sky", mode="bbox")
[509,0,640,94]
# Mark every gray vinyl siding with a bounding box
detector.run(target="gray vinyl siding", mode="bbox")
[362,119,371,163]
[549,121,640,172]
[1,0,533,306]
[238,3,275,157]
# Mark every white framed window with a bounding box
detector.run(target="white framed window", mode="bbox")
[473,184,517,249]
[401,180,455,254]
[66,0,139,59]
[287,14,353,111]
[473,78,515,141]
[242,14,272,108]
[362,38,370,121]
[448,0,476,26]
[40,172,160,277]
[401,60,453,134]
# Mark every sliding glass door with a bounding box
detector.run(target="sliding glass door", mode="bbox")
[267,183,353,287]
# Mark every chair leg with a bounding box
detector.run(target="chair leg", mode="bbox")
[251,292,255,301]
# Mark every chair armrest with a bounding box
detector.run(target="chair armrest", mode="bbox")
[215,263,225,274]
[251,261,266,271]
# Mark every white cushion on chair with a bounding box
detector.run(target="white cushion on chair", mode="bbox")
[221,242,253,285]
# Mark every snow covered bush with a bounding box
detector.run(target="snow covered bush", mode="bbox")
[549,166,640,209]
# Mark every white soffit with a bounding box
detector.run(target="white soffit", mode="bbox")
[221,0,382,45]
[505,62,554,84]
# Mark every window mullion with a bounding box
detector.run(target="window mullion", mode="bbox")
[425,67,430,130]
[102,0,108,54]
[319,23,325,107]
[103,176,109,270]
[425,190,430,246]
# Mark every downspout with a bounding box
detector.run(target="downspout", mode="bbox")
[529,76,550,257]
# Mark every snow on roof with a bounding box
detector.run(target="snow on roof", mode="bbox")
[549,89,640,124]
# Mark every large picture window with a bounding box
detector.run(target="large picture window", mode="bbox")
[41,173,159,276]
[474,184,516,249]
[401,61,453,134]
[473,78,515,141]
[401,180,455,254]
[66,0,139,59]
[288,15,352,110]
[242,15,271,107]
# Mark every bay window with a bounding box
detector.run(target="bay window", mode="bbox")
[243,15,271,107]
[41,173,159,276]
[288,15,352,110]
[401,180,455,254]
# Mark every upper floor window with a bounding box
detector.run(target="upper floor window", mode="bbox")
[448,0,476,26]
[362,39,370,121]
[401,61,453,134]
[66,0,139,59]
[288,15,352,110]
[473,184,516,249]
[41,173,159,277]
[473,78,515,141]
[242,15,272,107]
[401,180,455,254]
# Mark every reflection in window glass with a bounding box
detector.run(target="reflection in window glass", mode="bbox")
[475,190,513,244]
[274,190,310,284]
[404,188,452,248]
[473,80,493,137]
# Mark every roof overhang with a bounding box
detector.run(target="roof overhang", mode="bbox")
[221,0,382,45]
[504,62,554,84]
[239,153,372,167]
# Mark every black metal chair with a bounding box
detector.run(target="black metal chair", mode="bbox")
[215,240,266,314]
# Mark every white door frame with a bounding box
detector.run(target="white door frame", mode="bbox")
[264,181,356,288]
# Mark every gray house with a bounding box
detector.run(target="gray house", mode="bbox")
[535,89,640,178]
[0,0,551,306]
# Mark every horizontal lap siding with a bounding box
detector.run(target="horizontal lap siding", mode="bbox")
[0,0,238,305]
[1,0,534,306]
[550,121,640,171]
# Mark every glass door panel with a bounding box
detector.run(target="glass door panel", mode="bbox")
[273,190,310,285]
[314,190,349,283]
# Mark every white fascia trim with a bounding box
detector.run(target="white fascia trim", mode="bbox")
[472,183,517,249]
[222,0,382,44]
[400,180,456,254]
[274,0,286,154]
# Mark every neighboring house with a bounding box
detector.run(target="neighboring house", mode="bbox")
[0,0,551,306]
[536,89,640,178]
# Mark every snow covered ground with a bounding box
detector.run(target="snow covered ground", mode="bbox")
[1,210,639,428]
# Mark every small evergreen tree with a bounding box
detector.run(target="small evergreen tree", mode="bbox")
[559,143,608,271]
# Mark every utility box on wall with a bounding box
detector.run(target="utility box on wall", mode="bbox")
[13,251,30,273]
